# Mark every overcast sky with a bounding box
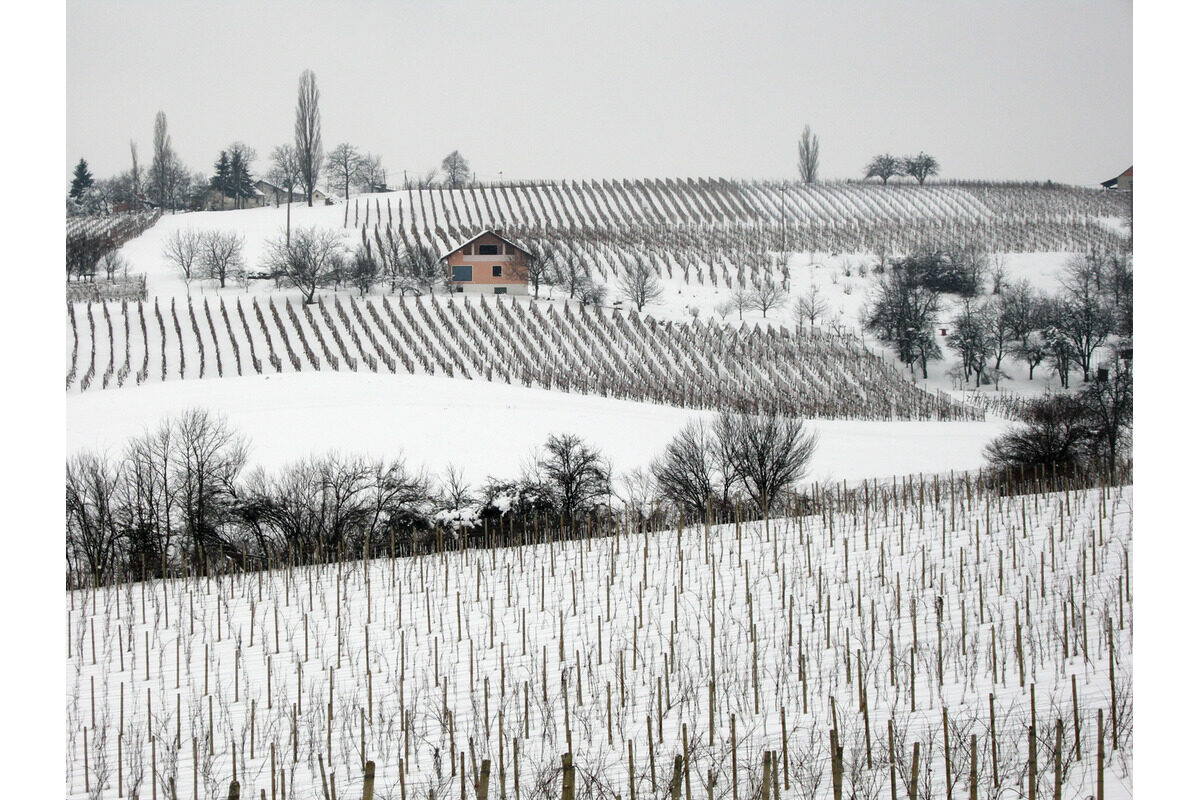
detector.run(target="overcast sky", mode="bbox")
[66,0,1131,187]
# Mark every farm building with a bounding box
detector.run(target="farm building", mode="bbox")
[254,180,335,206]
[1101,166,1132,190]
[441,230,532,295]
[204,186,266,210]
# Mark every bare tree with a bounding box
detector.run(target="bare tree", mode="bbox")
[536,433,611,522]
[650,421,732,520]
[903,152,940,185]
[267,144,302,249]
[618,255,663,312]
[262,226,346,303]
[66,452,124,581]
[401,242,445,295]
[792,283,829,327]
[441,151,471,188]
[99,249,128,282]
[864,154,901,185]
[294,69,323,207]
[749,279,788,318]
[984,394,1091,476]
[170,409,248,565]
[1078,358,1132,475]
[327,142,362,223]
[1058,252,1116,381]
[553,248,590,299]
[520,241,557,299]
[199,231,245,288]
[348,243,380,296]
[149,111,175,210]
[356,152,386,192]
[797,125,820,183]
[731,289,753,321]
[162,229,202,287]
[715,411,817,517]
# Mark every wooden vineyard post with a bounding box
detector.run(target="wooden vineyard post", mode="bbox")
[888,720,898,800]
[671,755,684,800]
[1096,710,1104,800]
[562,754,575,800]
[989,694,999,789]
[759,754,770,800]
[1028,726,1037,800]
[942,708,951,799]
[829,729,843,800]
[969,734,978,800]
[229,780,241,800]
[1053,721,1063,800]
[908,742,920,800]
[363,761,376,800]
[1071,676,1081,761]
[476,759,491,800]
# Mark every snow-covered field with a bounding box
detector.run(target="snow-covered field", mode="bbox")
[65,483,1133,800]
[66,371,1006,485]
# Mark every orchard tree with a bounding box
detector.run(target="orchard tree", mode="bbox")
[617,255,663,311]
[263,226,345,303]
[864,154,901,185]
[441,150,470,188]
[749,279,788,318]
[162,229,202,288]
[199,231,245,288]
[348,243,380,296]
[294,69,323,207]
[904,152,940,185]
[792,283,829,327]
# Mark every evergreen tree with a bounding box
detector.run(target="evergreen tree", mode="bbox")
[69,158,95,200]
[211,151,232,207]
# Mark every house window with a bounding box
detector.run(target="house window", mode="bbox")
[452,265,472,282]
[462,244,473,255]
[492,265,503,277]
[478,244,499,255]
[494,287,508,294]
[455,286,464,293]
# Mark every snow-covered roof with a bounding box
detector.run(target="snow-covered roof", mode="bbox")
[440,230,533,261]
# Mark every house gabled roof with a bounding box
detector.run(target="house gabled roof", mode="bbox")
[1101,165,1133,188]
[440,229,535,261]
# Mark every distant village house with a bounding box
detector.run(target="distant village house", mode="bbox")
[441,231,532,295]
[253,180,335,207]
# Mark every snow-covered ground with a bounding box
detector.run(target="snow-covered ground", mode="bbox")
[66,372,1007,485]
[65,485,1133,800]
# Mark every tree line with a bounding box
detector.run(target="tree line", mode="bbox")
[66,409,818,583]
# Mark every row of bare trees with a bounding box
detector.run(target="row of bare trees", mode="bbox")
[67,408,821,582]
